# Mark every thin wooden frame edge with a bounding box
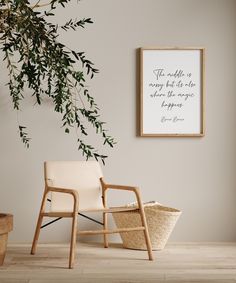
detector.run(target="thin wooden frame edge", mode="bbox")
[139,47,205,137]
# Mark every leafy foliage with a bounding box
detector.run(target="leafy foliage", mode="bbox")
[61,18,93,31]
[0,0,115,164]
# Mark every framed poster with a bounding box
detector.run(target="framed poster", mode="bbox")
[140,47,205,136]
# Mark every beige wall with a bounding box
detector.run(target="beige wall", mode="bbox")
[0,0,236,243]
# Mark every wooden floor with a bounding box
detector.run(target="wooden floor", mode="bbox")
[0,242,236,283]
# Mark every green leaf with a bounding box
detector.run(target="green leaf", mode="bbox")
[1,0,115,162]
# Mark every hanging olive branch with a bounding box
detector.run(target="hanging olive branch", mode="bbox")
[0,0,115,164]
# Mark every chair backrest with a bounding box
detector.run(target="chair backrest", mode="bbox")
[44,161,104,212]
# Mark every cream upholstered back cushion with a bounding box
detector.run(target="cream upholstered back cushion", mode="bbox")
[45,161,104,212]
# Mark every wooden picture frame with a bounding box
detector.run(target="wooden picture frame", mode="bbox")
[140,47,205,137]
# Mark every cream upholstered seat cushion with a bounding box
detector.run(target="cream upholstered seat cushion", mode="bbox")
[45,161,104,212]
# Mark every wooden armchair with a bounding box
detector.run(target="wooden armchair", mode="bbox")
[31,161,153,268]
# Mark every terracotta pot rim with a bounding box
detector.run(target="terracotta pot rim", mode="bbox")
[0,213,12,218]
[0,214,7,218]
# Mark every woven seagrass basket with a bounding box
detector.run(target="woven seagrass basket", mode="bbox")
[112,202,181,250]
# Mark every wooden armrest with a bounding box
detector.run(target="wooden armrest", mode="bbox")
[100,178,139,193]
[100,178,143,211]
[46,186,79,202]
[104,183,139,193]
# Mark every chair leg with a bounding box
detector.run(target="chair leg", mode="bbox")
[31,214,43,255]
[69,213,78,269]
[31,190,48,255]
[103,212,108,248]
[139,208,153,261]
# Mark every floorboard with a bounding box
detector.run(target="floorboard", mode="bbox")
[0,242,236,283]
